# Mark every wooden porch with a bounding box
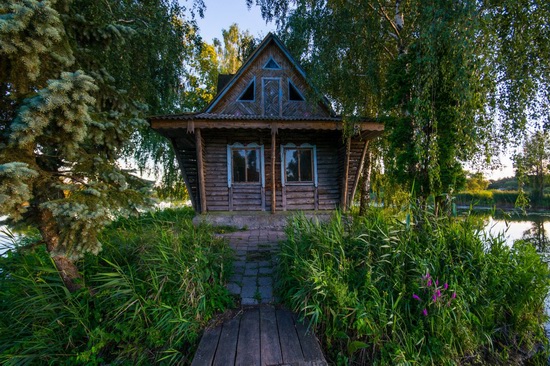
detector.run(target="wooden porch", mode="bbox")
[191,306,327,366]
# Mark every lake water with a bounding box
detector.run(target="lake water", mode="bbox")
[481,214,550,252]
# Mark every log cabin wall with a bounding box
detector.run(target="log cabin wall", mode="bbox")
[201,129,344,212]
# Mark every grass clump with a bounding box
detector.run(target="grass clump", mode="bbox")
[278,208,550,365]
[0,207,234,365]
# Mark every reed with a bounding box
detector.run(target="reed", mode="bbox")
[0,207,233,365]
[277,207,550,364]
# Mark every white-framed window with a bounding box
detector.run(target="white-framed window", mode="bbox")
[281,143,317,186]
[227,143,265,187]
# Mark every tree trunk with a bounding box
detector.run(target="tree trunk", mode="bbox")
[359,147,372,216]
[39,208,83,293]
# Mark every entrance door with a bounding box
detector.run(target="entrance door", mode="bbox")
[263,78,281,117]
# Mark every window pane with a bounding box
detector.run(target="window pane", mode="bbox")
[246,149,260,182]
[232,150,246,182]
[285,149,299,181]
[300,149,312,181]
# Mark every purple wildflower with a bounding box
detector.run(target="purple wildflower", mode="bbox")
[451,292,457,299]
[412,294,422,301]
[436,289,441,298]
[443,283,449,290]
[432,294,437,302]
[436,279,439,286]
[427,278,432,287]
[422,308,428,316]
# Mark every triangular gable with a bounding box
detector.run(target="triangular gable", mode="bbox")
[205,33,332,118]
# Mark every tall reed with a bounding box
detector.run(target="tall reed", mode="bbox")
[0,208,233,365]
[278,208,550,365]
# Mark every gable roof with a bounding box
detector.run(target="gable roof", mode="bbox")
[204,32,333,115]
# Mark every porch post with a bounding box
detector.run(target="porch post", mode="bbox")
[271,129,277,213]
[195,128,207,213]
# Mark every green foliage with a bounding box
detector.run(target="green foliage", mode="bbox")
[1,0,204,275]
[253,0,550,202]
[455,190,550,209]
[465,172,490,192]
[0,208,233,365]
[514,131,550,205]
[277,210,550,364]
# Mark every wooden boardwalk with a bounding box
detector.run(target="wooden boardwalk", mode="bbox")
[191,306,327,366]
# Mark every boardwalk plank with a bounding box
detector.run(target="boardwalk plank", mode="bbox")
[236,308,261,366]
[191,325,222,366]
[212,316,240,366]
[260,305,283,366]
[293,314,327,364]
[277,309,304,364]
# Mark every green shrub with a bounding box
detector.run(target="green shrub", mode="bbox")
[455,190,494,205]
[277,209,550,365]
[0,207,233,365]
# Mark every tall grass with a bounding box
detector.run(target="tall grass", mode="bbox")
[278,208,550,365]
[0,207,233,365]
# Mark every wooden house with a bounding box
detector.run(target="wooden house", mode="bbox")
[149,33,383,214]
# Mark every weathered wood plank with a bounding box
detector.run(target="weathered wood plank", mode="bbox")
[212,316,240,366]
[236,308,261,366]
[292,314,326,363]
[196,128,207,213]
[277,309,304,364]
[191,326,222,366]
[271,132,277,213]
[341,136,351,210]
[260,306,283,366]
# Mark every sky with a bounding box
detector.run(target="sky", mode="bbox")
[193,0,516,180]
[194,0,276,44]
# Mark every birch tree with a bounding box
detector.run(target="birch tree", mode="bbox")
[250,0,550,209]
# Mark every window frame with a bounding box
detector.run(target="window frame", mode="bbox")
[288,79,305,102]
[237,77,256,102]
[280,143,318,187]
[263,56,281,70]
[227,143,265,187]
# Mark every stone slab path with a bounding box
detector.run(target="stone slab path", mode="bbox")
[218,228,286,305]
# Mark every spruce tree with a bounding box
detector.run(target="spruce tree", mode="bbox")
[0,0,203,291]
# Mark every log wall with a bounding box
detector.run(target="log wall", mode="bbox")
[201,129,344,212]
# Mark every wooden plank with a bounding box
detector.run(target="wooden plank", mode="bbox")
[236,308,261,366]
[349,140,369,205]
[212,317,240,366]
[314,186,319,210]
[172,139,197,211]
[341,137,351,211]
[196,128,207,213]
[191,326,222,366]
[292,314,326,363]
[276,309,304,364]
[152,119,384,132]
[260,306,283,365]
[271,132,276,213]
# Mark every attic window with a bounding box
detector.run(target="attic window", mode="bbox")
[288,80,305,101]
[238,79,255,101]
[264,57,281,70]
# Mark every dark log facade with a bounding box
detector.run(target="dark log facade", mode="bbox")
[150,33,383,214]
